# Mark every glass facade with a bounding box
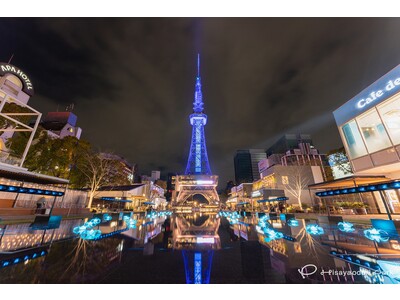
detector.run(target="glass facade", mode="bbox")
[341,93,400,159]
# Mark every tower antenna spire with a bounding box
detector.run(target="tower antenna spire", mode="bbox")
[197,53,200,77]
[8,54,14,64]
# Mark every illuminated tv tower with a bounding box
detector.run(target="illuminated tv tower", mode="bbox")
[185,54,212,175]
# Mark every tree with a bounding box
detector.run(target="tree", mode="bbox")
[74,149,131,208]
[282,166,312,210]
[327,147,353,175]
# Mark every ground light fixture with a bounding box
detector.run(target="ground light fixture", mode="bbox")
[363,228,390,243]
[337,221,355,233]
[306,224,324,235]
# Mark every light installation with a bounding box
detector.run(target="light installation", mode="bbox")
[363,228,390,243]
[263,228,284,242]
[185,54,211,175]
[146,211,172,219]
[337,221,355,233]
[103,214,113,222]
[73,217,102,240]
[287,219,299,227]
[306,224,324,235]
[123,216,137,229]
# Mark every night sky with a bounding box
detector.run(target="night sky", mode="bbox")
[2,18,400,186]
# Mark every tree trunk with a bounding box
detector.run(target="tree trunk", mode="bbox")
[87,191,95,209]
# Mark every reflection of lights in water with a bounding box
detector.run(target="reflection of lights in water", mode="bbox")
[272,222,282,229]
[73,217,103,240]
[377,260,400,282]
[103,214,112,222]
[338,221,355,233]
[390,240,400,250]
[359,267,384,284]
[123,216,137,229]
[287,219,299,227]
[263,228,284,242]
[363,228,389,243]
[196,237,215,244]
[219,211,241,225]
[305,224,324,235]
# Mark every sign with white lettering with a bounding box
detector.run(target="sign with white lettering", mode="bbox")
[333,64,400,126]
[0,63,34,96]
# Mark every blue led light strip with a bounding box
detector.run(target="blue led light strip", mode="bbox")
[92,228,129,241]
[316,181,400,197]
[0,184,64,196]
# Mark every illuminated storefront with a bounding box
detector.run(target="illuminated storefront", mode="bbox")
[331,65,400,214]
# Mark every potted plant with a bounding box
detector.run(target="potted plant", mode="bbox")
[353,202,368,215]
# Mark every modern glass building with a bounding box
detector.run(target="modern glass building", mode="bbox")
[234,149,266,184]
[333,64,400,178]
[327,64,400,215]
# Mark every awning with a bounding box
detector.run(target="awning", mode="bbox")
[316,180,400,197]
[100,197,132,203]
[142,202,155,205]
[257,197,288,203]
[308,175,389,190]
[236,202,249,206]
[0,162,69,185]
[0,184,64,196]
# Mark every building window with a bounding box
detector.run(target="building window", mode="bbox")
[356,109,392,154]
[281,176,289,185]
[377,95,400,145]
[341,120,368,159]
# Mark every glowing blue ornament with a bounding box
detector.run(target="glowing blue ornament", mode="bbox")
[124,217,137,229]
[263,228,284,242]
[103,214,112,222]
[338,221,355,233]
[80,229,102,240]
[91,218,101,225]
[72,225,87,234]
[287,219,299,227]
[306,224,324,235]
[363,228,389,243]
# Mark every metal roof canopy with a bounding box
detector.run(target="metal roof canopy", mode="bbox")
[308,175,389,190]
[0,163,69,185]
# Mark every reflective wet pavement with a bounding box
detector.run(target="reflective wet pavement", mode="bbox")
[0,212,399,284]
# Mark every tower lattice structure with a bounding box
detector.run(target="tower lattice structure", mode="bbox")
[172,55,219,208]
[185,54,212,175]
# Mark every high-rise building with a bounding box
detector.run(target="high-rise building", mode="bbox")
[261,133,331,181]
[234,149,266,184]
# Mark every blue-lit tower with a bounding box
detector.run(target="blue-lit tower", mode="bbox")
[173,55,219,208]
[185,54,212,175]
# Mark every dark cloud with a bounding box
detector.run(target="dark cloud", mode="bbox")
[2,18,400,186]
